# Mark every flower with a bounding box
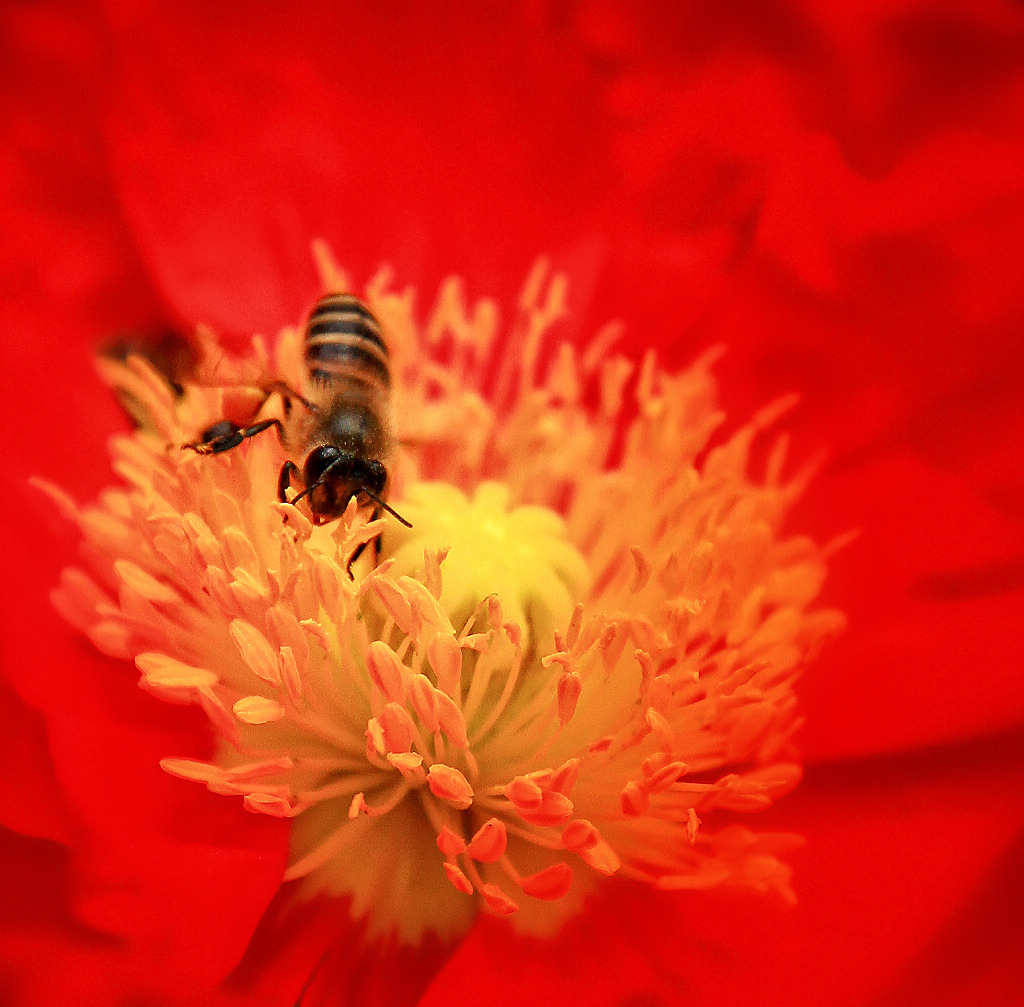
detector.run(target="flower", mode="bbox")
[2,2,1024,1006]
[40,255,843,961]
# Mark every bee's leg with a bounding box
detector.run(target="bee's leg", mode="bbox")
[265,381,318,414]
[183,418,283,455]
[278,460,302,503]
[345,507,381,579]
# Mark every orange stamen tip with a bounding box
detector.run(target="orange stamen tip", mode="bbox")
[233,695,286,725]
[641,751,672,777]
[435,691,468,748]
[620,781,649,818]
[386,752,424,782]
[427,633,463,696]
[427,764,474,809]
[561,819,600,852]
[580,839,621,876]
[550,758,581,797]
[557,671,582,724]
[646,760,688,792]
[379,702,416,753]
[487,595,504,629]
[365,641,409,703]
[436,826,466,857]
[519,862,573,901]
[480,883,519,916]
[517,790,574,828]
[371,578,414,631]
[244,793,293,817]
[137,653,218,690]
[630,548,652,590]
[365,719,386,758]
[645,707,675,748]
[443,862,474,895]
[409,673,441,731]
[466,819,507,863]
[506,776,543,809]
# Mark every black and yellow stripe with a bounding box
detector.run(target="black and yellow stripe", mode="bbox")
[304,294,390,388]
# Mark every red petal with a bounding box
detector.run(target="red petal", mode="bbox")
[0,3,168,495]
[0,679,72,843]
[228,893,453,1006]
[870,826,1024,1007]
[798,452,1024,759]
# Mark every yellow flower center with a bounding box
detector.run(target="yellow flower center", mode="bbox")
[43,255,846,945]
[385,480,591,653]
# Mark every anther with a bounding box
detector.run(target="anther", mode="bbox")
[436,827,466,857]
[427,764,474,809]
[427,633,463,696]
[557,672,582,724]
[466,819,507,863]
[365,641,409,703]
[620,781,649,817]
[444,862,474,895]
[480,884,518,916]
[561,819,601,852]
[518,862,573,901]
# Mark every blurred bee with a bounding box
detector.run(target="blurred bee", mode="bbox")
[185,294,411,535]
[101,328,199,430]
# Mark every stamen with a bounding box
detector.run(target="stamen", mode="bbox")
[517,863,573,901]
[47,259,843,945]
[426,765,474,809]
[466,819,507,863]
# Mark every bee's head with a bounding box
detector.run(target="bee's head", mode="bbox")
[302,446,387,523]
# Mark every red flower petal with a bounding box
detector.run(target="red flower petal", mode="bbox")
[798,452,1024,759]
[227,894,452,1006]
[0,680,72,843]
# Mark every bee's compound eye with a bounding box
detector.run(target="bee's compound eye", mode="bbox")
[304,445,343,486]
[363,460,387,495]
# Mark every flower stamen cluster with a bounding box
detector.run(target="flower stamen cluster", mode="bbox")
[43,254,845,942]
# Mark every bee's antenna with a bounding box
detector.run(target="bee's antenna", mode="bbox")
[362,487,413,528]
[288,473,412,529]
[289,484,314,505]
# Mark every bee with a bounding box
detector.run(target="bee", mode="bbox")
[185,294,411,537]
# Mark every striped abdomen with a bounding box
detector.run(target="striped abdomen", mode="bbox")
[305,294,390,390]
